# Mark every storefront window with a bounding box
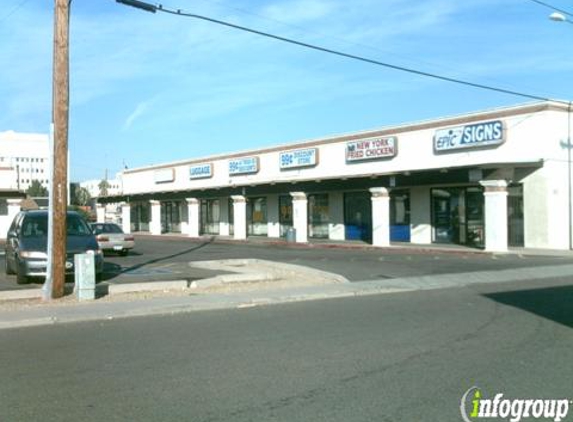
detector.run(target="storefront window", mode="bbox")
[130,203,150,232]
[279,195,293,237]
[247,197,268,236]
[308,194,329,238]
[508,185,524,247]
[201,199,220,235]
[161,201,182,233]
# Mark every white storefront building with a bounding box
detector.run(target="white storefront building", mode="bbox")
[100,101,573,252]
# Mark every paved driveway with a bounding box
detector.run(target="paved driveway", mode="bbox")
[1,235,572,291]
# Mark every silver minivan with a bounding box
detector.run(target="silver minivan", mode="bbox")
[5,210,104,284]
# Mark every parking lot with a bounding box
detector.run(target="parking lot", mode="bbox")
[2,235,573,291]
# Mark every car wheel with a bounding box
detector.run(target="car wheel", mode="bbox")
[120,249,129,257]
[5,256,15,275]
[16,267,29,285]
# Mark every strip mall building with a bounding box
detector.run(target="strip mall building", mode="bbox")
[100,101,573,252]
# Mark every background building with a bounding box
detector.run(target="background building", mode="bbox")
[0,130,49,192]
[80,174,123,223]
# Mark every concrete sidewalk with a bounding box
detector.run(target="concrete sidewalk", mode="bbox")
[1,261,573,330]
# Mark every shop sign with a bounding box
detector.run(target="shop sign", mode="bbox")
[189,163,213,179]
[229,156,259,175]
[279,148,318,170]
[346,137,397,162]
[154,168,174,184]
[434,120,504,152]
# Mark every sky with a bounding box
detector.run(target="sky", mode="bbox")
[1,0,572,183]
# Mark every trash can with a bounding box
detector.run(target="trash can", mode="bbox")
[286,227,296,242]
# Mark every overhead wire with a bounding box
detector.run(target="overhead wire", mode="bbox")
[145,2,568,105]
[0,0,31,24]
[525,0,573,17]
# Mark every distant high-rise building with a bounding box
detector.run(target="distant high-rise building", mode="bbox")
[0,131,50,192]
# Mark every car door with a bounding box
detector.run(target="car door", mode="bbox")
[5,213,23,270]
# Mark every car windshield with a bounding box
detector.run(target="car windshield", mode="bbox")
[91,223,123,234]
[21,214,92,238]
[21,215,48,238]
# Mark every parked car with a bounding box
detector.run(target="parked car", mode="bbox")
[89,223,134,256]
[5,210,104,284]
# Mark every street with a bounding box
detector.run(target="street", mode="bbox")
[0,275,572,422]
[2,235,573,290]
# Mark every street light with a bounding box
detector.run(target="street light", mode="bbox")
[549,12,573,24]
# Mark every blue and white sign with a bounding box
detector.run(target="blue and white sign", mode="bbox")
[189,163,213,180]
[434,120,504,152]
[154,168,175,184]
[279,148,318,170]
[229,157,259,176]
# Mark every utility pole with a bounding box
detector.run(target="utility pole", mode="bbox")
[50,0,70,299]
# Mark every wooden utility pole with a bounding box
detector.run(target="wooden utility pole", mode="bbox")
[50,0,70,298]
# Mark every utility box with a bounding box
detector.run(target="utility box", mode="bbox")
[74,252,96,301]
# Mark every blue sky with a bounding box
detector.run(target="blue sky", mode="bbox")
[1,0,572,182]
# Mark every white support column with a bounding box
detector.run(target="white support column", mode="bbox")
[370,187,390,247]
[186,198,200,238]
[121,202,131,234]
[290,192,308,243]
[267,194,280,238]
[149,200,162,236]
[231,195,247,240]
[7,199,21,222]
[96,204,105,223]
[480,180,509,253]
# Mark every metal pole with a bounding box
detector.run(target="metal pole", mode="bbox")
[567,101,573,250]
[50,0,70,298]
[43,124,55,301]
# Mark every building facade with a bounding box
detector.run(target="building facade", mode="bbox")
[100,101,573,252]
[80,174,123,222]
[0,131,50,191]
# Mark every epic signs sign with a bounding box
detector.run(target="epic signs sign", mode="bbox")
[346,137,397,162]
[434,120,504,152]
[279,148,318,170]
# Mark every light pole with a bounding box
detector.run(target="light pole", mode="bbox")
[549,12,573,25]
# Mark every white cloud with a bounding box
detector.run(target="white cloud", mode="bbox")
[122,99,154,131]
[261,0,334,23]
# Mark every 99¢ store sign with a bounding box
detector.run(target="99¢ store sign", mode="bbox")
[279,148,318,170]
[346,137,397,162]
[229,157,259,175]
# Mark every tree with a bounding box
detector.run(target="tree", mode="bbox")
[26,180,48,197]
[98,179,110,197]
[72,186,91,206]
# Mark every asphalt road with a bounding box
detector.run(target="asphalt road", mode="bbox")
[1,276,571,421]
[2,235,573,290]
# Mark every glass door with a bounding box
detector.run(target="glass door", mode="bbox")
[308,194,329,238]
[344,191,371,241]
[247,197,268,236]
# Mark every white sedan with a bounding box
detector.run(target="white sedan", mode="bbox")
[90,223,135,256]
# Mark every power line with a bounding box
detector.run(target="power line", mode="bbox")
[525,0,573,17]
[0,0,31,24]
[119,0,569,105]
